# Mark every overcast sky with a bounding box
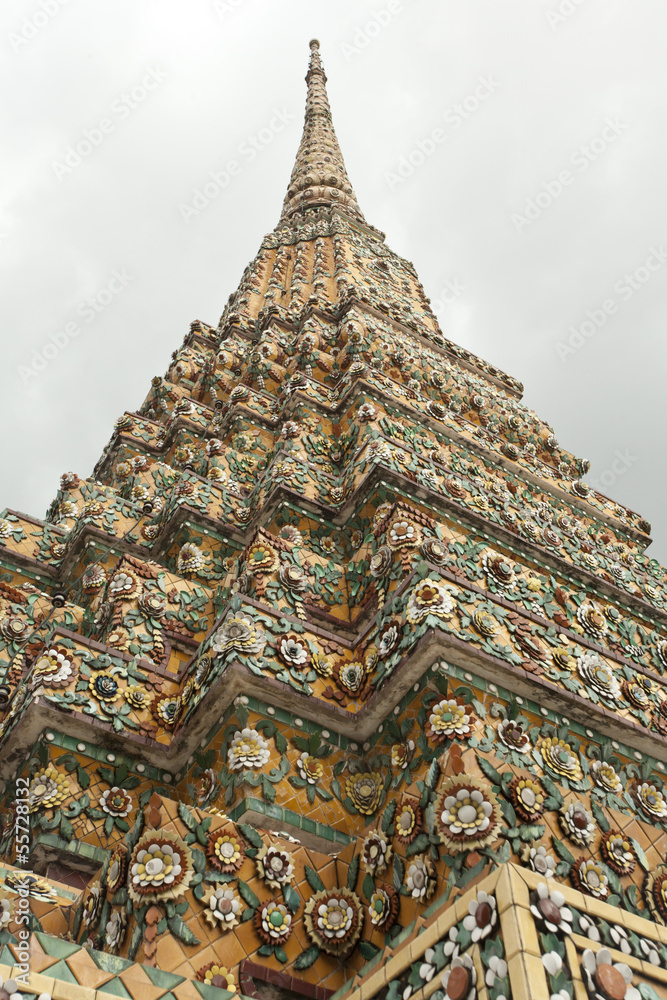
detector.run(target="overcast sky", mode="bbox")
[1,0,666,567]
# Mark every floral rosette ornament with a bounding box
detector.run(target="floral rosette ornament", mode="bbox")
[206,829,245,874]
[128,830,193,905]
[31,647,77,688]
[441,954,476,1000]
[391,740,414,770]
[644,865,667,924]
[524,844,556,878]
[577,652,621,703]
[435,776,501,853]
[571,859,610,900]
[529,882,572,935]
[536,737,583,783]
[497,718,530,754]
[462,890,497,942]
[559,801,596,847]
[28,766,71,812]
[368,884,400,930]
[255,900,292,944]
[581,947,640,1000]
[386,518,421,550]
[256,844,295,889]
[212,613,266,657]
[406,578,455,624]
[105,909,128,953]
[394,798,422,845]
[509,775,545,823]
[227,728,271,770]
[634,781,667,821]
[376,620,401,658]
[296,753,324,785]
[346,771,383,815]
[600,831,635,876]
[361,831,392,875]
[206,886,241,930]
[100,786,132,818]
[590,760,622,795]
[406,855,436,900]
[425,696,473,743]
[304,887,363,956]
[277,633,310,668]
[196,964,236,991]
[106,846,127,894]
[333,659,367,697]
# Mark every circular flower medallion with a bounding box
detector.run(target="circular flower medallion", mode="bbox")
[435,776,501,853]
[441,954,476,1000]
[577,652,620,702]
[256,844,295,889]
[255,900,292,944]
[377,620,401,658]
[177,543,205,575]
[196,964,236,991]
[82,882,103,929]
[406,579,455,623]
[105,909,128,953]
[559,801,596,847]
[581,947,640,1000]
[590,760,623,795]
[206,830,245,874]
[420,537,449,566]
[529,882,572,935]
[387,519,420,550]
[644,865,667,924]
[391,741,414,770]
[227,728,270,770]
[497,719,531,754]
[128,831,193,905]
[394,798,422,844]
[278,634,310,668]
[296,753,323,785]
[462,890,497,942]
[304,888,363,956]
[100,787,132,818]
[333,660,367,697]
[362,832,392,875]
[89,673,119,703]
[509,775,545,823]
[571,858,610,900]
[425,698,472,743]
[32,647,76,688]
[212,614,266,656]
[346,772,383,815]
[405,855,436,900]
[369,545,393,579]
[28,766,71,812]
[634,781,667,821]
[483,552,515,588]
[526,845,556,878]
[206,886,241,930]
[368,884,400,930]
[124,685,148,710]
[600,831,636,876]
[537,737,583,782]
[106,847,127,894]
[577,603,607,638]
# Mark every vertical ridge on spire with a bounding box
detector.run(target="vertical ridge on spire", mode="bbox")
[279,39,367,226]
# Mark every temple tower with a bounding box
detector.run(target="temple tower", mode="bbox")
[1,40,667,1000]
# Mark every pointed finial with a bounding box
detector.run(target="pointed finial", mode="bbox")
[279,40,366,225]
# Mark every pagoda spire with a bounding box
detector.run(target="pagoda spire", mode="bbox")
[279,39,367,226]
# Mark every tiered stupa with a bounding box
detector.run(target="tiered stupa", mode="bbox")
[1,39,667,1000]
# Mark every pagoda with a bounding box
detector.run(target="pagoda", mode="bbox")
[1,39,667,1000]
